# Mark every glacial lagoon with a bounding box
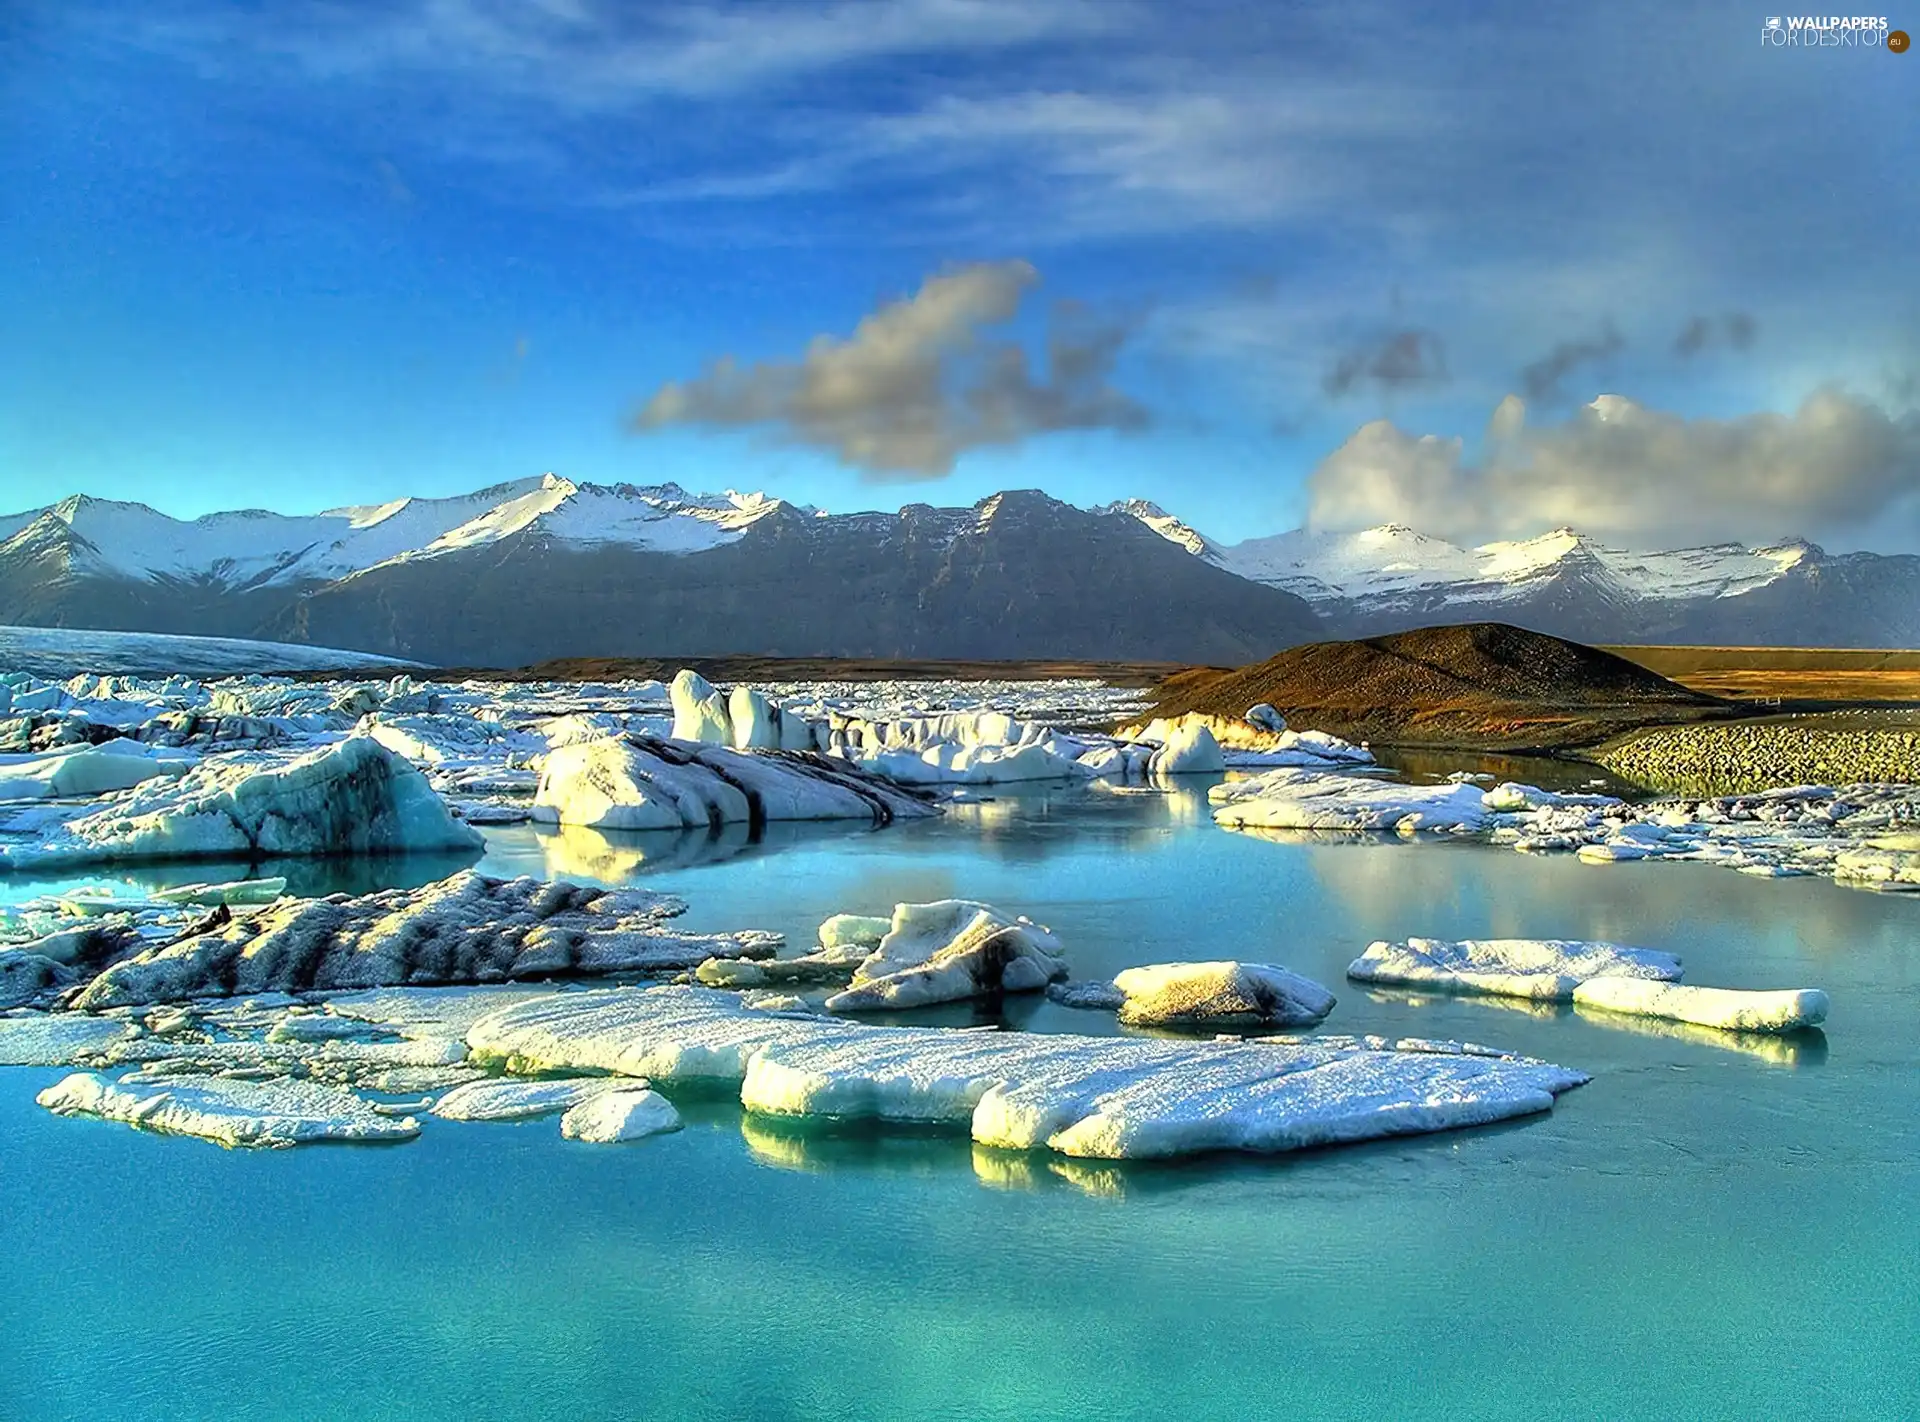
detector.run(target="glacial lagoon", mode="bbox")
[4,780,1914,1421]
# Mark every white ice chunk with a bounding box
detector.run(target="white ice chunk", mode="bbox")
[0,1011,134,1064]
[431,1075,619,1121]
[559,1086,681,1142]
[669,670,731,744]
[1212,769,1490,833]
[465,985,1586,1161]
[1348,937,1683,1002]
[532,735,933,829]
[1148,722,1225,777]
[36,1070,420,1147]
[1246,704,1288,734]
[817,913,892,954]
[727,686,781,750]
[823,900,1067,1011]
[1112,961,1336,1028]
[0,740,190,801]
[0,737,482,871]
[71,871,780,1009]
[1572,978,1828,1033]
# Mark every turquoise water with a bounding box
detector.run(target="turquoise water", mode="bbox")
[5,783,1917,1420]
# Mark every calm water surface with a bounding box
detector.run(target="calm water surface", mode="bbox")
[4,782,1916,1420]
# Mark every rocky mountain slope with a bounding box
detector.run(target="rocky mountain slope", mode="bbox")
[0,482,1321,666]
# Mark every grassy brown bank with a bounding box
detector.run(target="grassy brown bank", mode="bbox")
[1604,645,1920,704]
[1142,623,1732,751]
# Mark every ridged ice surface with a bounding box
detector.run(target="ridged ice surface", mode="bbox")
[36,1070,421,1147]
[1349,937,1684,1002]
[467,986,1585,1160]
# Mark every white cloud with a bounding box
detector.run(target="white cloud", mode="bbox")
[632,261,1148,476]
[1307,390,1920,545]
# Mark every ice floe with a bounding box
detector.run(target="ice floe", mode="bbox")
[0,737,482,872]
[1348,938,1683,1002]
[532,734,936,830]
[0,740,193,800]
[1147,722,1225,777]
[1571,979,1828,1033]
[560,1086,681,1142]
[1211,768,1492,833]
[36,1070,421,1147]
[1111,962,1336,1028]
[821,900,1068,1011]
[68,871,781,1009]
[430,1076,618,1121]
[465,985,1586,1160]
[0,1011,135,1064]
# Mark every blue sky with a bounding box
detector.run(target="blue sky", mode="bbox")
[2,0,1916,548]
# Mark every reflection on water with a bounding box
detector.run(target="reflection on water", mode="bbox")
[0,849,480,909]
[1362,987,1572,1023]
[1370,746,1644,797]
[6,777,1919,1421]
[1571,1008,1830,1066]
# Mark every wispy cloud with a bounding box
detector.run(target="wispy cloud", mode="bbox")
[1673,311,1758,358]
[1323,329,1448,398]
[631,261,1149,476]
[1306,390,1920,545]
[1519,324,1624,403]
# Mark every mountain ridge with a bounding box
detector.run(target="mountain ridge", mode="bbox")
[2,475,1914,659]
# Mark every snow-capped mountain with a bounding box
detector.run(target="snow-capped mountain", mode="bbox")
[0,475,795,592]
[1121,517,1918,648]
[4,471,1916,663]
[0,480,1320,666]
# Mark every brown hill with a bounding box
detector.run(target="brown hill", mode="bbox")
[1146,623,1733,750]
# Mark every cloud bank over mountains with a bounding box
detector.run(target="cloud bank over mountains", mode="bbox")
[1307,389,1920,547]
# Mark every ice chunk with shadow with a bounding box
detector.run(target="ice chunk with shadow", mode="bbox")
[431,1076,622,1121]
[69,871,780,1009]
[1113,962,1336,1028]
[560,1086,681,1142]
[1046,980,1127,1011]
[1212,769,1490,833]
[1348,937,1683,1003]
[36,1070,420,1147]
[823,900,1067,1011]
[466,986,1586,1162]
[1571,978,1827,1033]
[533,735,934,829]
[0,737,482,872]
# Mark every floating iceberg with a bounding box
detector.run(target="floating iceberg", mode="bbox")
[532,735,935,830]
[1212,768,1492,833]
[0,740,193,800]
[1571,979,1828,1033]
[466,985,1586,1160]
[0,737,482,872]
[560,1086,681,1142]
[669,669,734,744]
[822,900,1068,1011]
[70,871,782,1009]
[1112,961,1336,1028]
[36,1070,421,1147]
[430,1076,617,1121]
[0,1011,134,1064]
[1148,723,1225,777]
[1347,938,1683,1002]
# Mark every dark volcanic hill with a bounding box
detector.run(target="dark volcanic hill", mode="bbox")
[266,491,1323,665]
[1146,622,1733,749]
